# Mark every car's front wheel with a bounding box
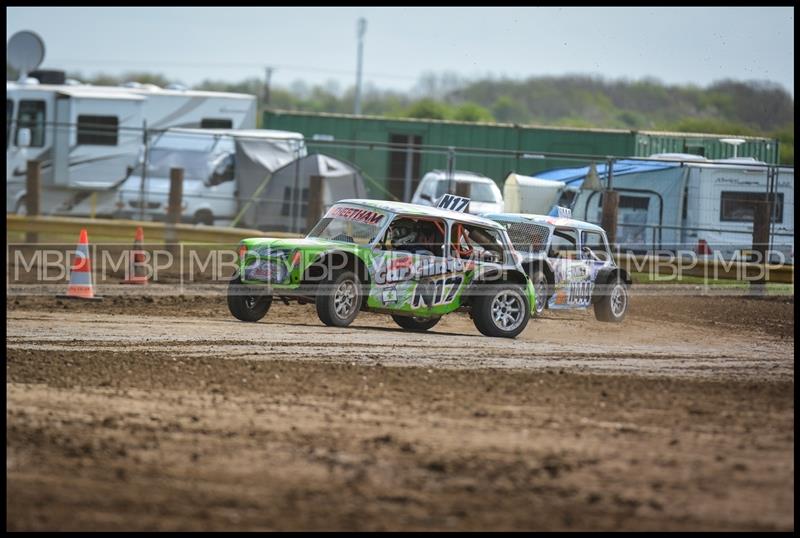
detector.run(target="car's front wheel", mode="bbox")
[227,275,272,322]
[315,270,362,327]
[391,315,441,332]
[471,283,531,338]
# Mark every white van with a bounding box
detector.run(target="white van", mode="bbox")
[411,170,504,215]
[114,128,306,225]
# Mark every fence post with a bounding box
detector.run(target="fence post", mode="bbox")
[403,138,414,202]
[306,175,324,233]
[446,147,456,193]
[139,120,149,221]
[25,160,41,244]
[166,167,184,257]
[749,195,771,297]
[601,192,619,247]
[455,181,471,213]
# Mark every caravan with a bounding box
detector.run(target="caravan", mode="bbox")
[6,75,257,217]
[522,155,794,263]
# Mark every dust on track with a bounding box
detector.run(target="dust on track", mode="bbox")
[6,292,795,531]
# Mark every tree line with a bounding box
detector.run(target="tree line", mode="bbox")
[8,67,794,164]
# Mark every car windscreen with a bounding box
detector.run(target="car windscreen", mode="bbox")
[434,180,498,203]
[307,206,388,246]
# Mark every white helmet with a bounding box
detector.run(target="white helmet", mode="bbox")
[389,221,416,246]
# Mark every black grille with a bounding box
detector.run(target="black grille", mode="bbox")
[505,222,551,253]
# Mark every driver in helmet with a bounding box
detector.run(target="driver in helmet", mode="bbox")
[385,218,418,252]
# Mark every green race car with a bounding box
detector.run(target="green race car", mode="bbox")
[229,198,536,338]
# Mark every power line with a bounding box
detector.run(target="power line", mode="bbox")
[48,58,421,82]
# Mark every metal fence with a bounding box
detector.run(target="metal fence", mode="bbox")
[6,121,795,262]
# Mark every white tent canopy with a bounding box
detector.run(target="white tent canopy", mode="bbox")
[503,172,566,214]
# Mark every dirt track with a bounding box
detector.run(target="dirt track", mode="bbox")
[6,293,795,531]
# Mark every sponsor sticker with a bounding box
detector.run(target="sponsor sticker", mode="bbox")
[381,286,398,305]
[327,206,385,225]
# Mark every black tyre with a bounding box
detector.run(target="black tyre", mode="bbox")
[594,277,629,323]
[194,209,214,226]
[315,270,362,327]
[391,315,441,332]
[227,275,272,322]
[530,269,550,315]
[471,283,531,338]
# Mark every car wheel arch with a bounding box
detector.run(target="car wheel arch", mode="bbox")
[592,267,632,304]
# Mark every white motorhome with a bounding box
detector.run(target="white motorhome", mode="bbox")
[679,158,794,263]
[563,156,794,262]
[6,76,257,216]
[514,155,793,262]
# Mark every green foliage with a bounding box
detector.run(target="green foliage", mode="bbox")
[664,117,760,137]
[771,123,794,165]
[405,98,451,120]
[452,102,494,122]
[491,96,529,124]
[11,69,792,164]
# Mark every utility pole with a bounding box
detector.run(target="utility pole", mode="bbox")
[354,17,367,115]
[263,67,274,108]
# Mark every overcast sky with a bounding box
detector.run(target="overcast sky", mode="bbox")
[6,7,795,96]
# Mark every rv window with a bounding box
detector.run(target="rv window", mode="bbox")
[6,100,13,149]
[598,194,650,210]
[16,100,46,147]
[77,115,119,146]
[200,118,233,129]
[720,191,784,224]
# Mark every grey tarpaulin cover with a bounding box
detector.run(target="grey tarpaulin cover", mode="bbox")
[234,135,303,216]
[236,151,368,231]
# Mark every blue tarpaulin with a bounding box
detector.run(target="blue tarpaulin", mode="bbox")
[534,159,680,188]
[533,159,688,248]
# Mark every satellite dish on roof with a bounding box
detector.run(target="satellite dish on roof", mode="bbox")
[7,30,45,82]
[720,138,746,158]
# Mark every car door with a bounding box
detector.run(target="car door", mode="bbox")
[580,229,614,302]
[367,215,450,317]
[547,227,592,308]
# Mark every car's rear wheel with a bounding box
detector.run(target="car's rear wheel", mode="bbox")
[227,275,272,322]
[530,269,550,315]
[391,315,441,332]
[472,283,530,338]
[594,277,629,323]
[315,270,362,327]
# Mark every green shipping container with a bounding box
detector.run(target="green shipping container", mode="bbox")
[263,109,779,200]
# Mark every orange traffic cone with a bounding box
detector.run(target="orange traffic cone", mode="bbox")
[57,229,103,301]
[121,226,148,285]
